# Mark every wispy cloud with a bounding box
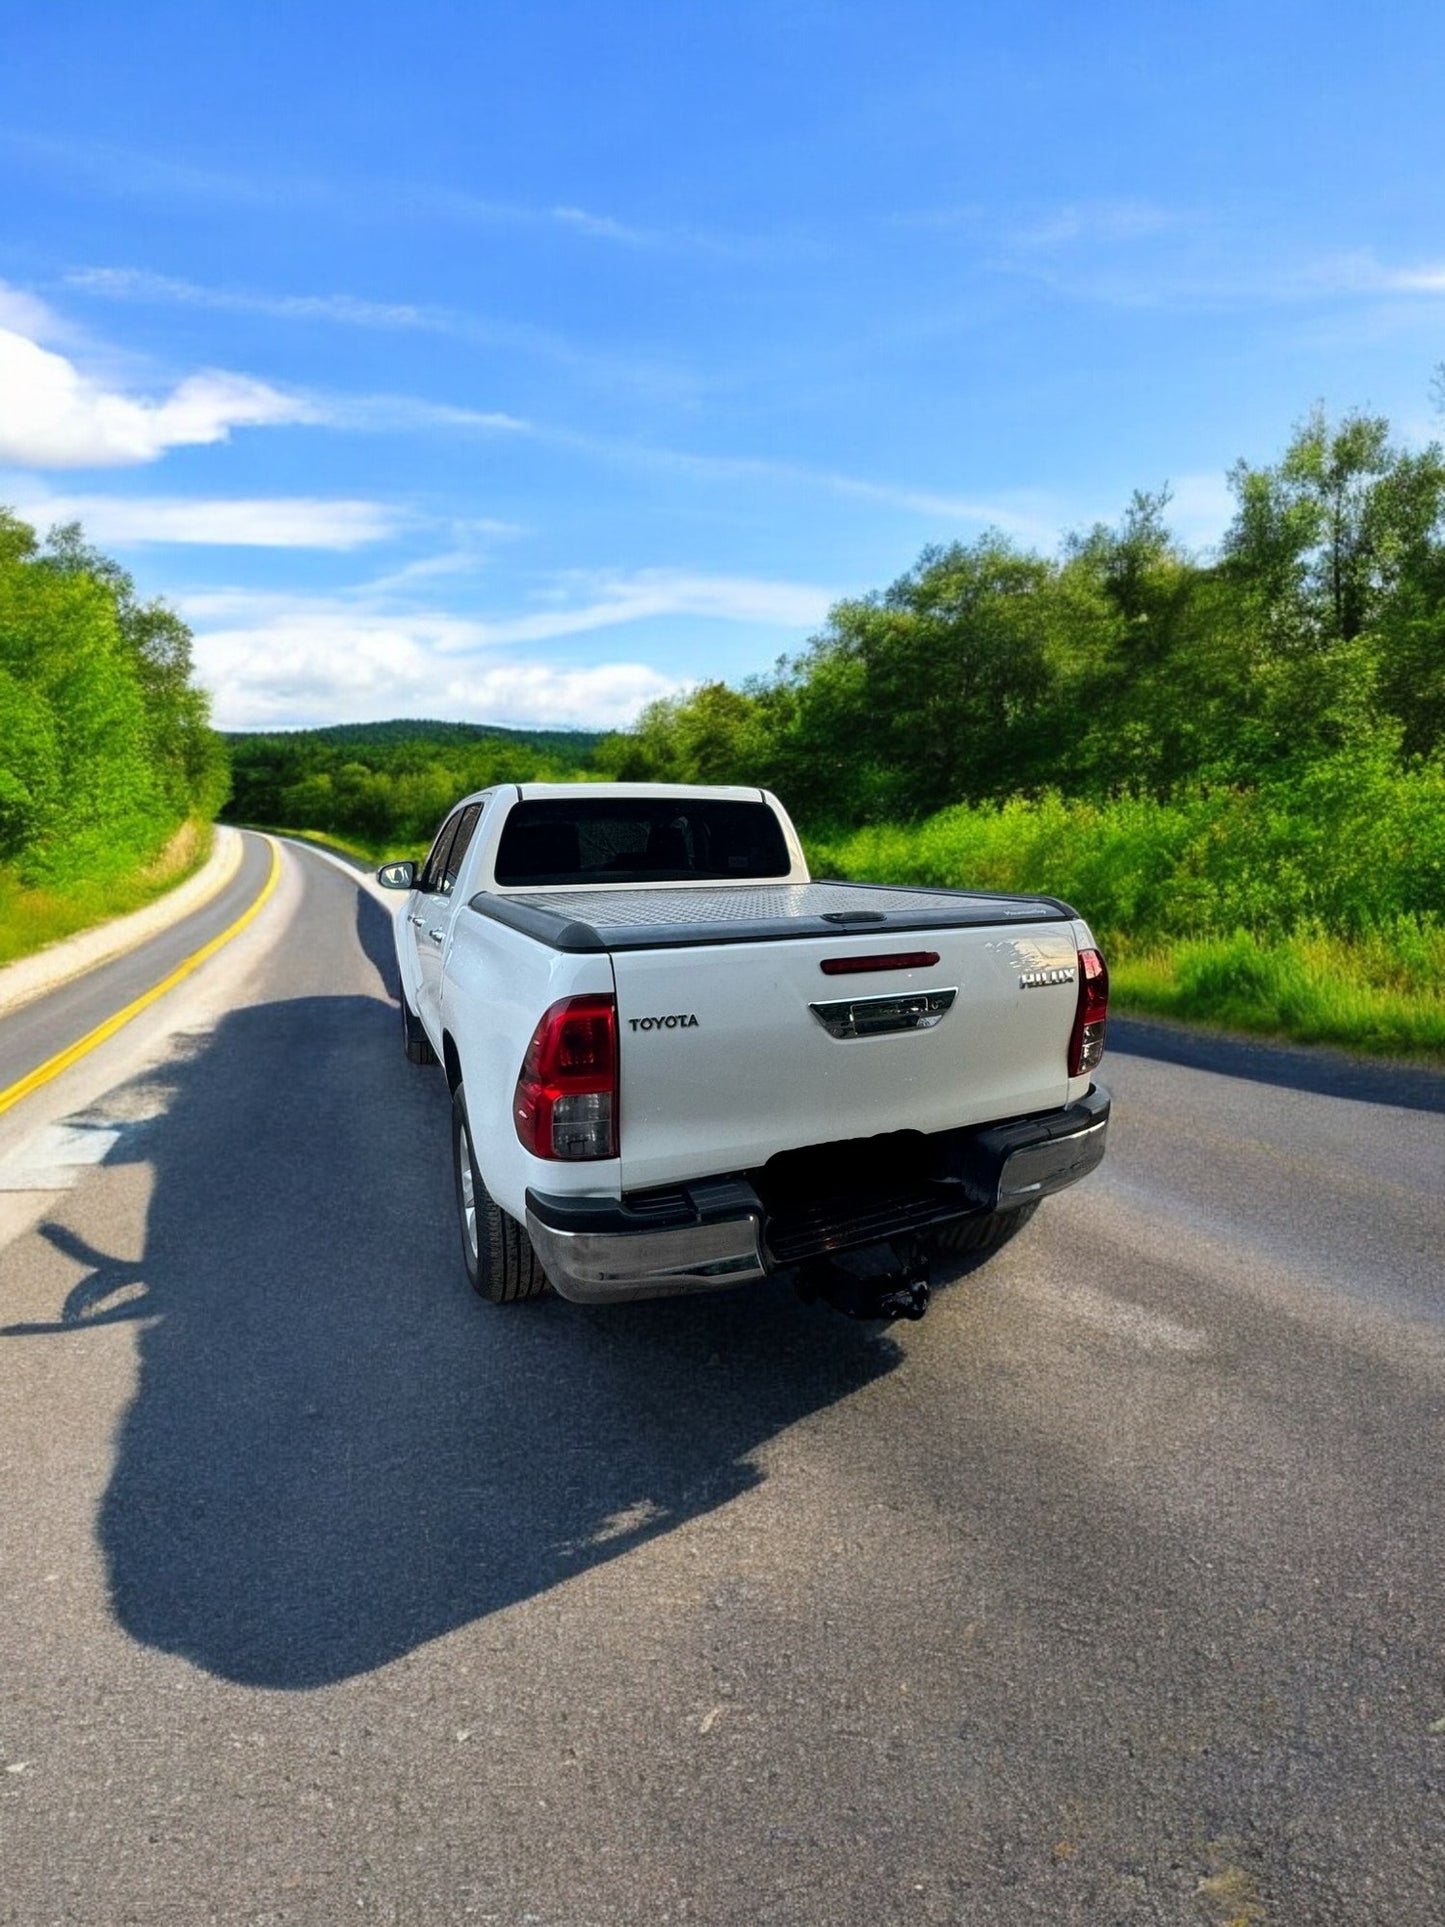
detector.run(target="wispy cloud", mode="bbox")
[1297,249,1445,298]
[10,131,691,252]
[1010,199,1178,250]
[319,392,532,436]
[450,568,834,647]
[358,529,524,593]
[991,219,1445,315]
[65,267,434,331]
[553,438,1058,540]
[0,324,313,467]
[62,265,696,394]
[548,204,652,246]
[9,490,401,548]
[287,379,1049,537]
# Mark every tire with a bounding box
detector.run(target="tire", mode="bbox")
[921,1201,1038,1259]
[451,1083,548,1303]
[400,985,436,1065]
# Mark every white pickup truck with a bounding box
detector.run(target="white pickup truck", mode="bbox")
[378,783,1109,1321]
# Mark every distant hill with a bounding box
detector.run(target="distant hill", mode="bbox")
[223,718,606,760]
[221,716,611,844]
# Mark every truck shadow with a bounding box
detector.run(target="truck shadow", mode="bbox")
[6,990,901,1689]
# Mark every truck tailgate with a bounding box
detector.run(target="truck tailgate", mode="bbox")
[602,890,1082,1191]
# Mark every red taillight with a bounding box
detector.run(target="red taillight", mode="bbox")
[1068,947,1109,1077]
[514,995,619,1160]
[820,951,941,976]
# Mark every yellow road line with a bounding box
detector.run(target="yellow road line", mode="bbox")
[0,839,282,1120]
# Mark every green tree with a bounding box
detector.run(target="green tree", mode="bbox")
[1221,408,1445,763]
[775,536,1059,822]
[40,522,229,821]
[0,508,226,885]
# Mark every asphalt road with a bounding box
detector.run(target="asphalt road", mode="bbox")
[0,834,1440,1925]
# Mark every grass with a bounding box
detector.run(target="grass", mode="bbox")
[1109,926,1445,1058]
[0,819,215,970]
[806,772,1445,1063]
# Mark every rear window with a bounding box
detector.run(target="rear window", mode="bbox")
[494,798,791,887]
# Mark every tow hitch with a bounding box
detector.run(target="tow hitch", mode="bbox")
[794,1242,932,1322]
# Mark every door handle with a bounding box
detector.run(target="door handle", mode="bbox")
[427,929,445,945]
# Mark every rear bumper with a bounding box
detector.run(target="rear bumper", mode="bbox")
[527,1086,1109,1304]
[963,1081,1111,1212]
[525,1177,769,1305]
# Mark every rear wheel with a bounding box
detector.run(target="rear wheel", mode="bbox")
[451,1084,548,1303]
[400,986,436,1065]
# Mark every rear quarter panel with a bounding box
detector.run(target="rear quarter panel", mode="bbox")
[440,910,618,1223]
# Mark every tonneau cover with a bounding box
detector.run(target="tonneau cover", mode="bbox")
[468,880,1075,953]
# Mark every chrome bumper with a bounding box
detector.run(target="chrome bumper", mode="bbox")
[981,1084,1111,1210]
[525,1179,768,1305]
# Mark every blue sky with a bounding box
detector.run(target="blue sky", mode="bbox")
[3,0,1444,730]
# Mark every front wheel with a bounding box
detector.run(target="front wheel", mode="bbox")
[451,1084,548,1303]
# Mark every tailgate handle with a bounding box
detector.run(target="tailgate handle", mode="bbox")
[820,910,887,924]
[810,987,957,1039]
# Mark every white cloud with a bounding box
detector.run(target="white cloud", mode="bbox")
[0,326,313,468]
[10,491,400,548]
[181,568,832,729]
[0,279,65,341]
[190,603,688,731]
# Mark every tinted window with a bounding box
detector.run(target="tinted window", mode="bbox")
[495,799,790,887]
[442,803,482,892]
[418,811,463,894]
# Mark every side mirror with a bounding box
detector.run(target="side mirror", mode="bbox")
[377,860,417,890]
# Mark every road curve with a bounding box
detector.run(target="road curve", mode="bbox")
[0,837,1440,1925]
[0,829,277,1107]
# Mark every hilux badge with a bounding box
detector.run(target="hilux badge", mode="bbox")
[1020,967,1076,989]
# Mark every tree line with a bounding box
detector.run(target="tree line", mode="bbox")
[598,408,1445,826]
[224,721,604,849]
[0,511,227,887]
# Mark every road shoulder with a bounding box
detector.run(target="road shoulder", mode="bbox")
[0,826,244,1020]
